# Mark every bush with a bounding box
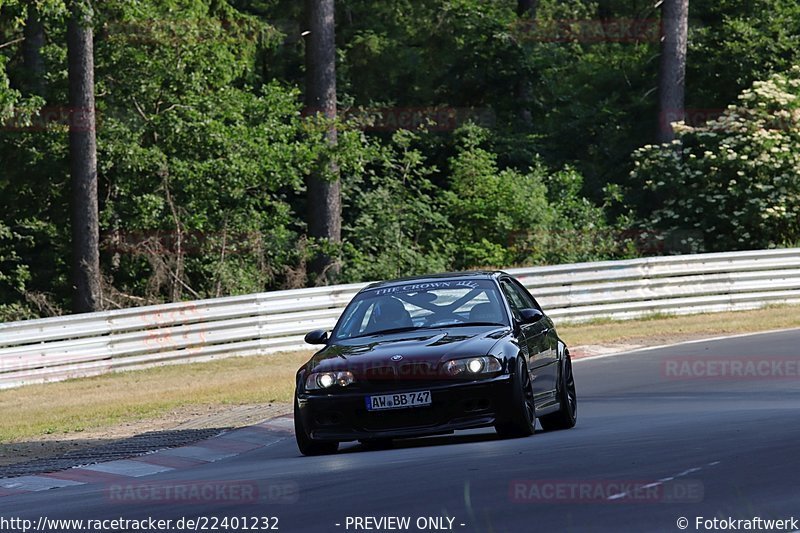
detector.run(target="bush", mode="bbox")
[444,125,626,268]
[341,125,625,281]
[341,130,454,281]
[630,67,800,252]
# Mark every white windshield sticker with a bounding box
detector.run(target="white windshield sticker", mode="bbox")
[372,280,480,295]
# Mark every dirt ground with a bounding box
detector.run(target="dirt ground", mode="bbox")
[0,402,291,468]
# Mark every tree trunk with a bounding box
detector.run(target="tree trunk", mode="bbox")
[22,7,45,96]
[515,0,538,127]
[656,0,689,144]
[67,0,101,312]
[303,0,341,284]
[516,0,538,17]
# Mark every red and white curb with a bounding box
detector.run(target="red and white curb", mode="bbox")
[570,344,644,360]
[0,415,295,498]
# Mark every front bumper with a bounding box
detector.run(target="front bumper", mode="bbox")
[296,375,513,441]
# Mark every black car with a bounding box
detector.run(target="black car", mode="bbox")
[294,271,577,455]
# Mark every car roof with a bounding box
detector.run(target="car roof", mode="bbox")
[363,270,508,291]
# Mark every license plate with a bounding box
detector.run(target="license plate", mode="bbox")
[366,391,431,411]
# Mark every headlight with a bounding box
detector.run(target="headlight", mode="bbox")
[443,356,502,376]
[305,371,355,390]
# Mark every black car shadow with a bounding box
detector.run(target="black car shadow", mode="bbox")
[336,427,506,454]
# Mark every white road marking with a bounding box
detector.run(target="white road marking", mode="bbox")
[0,476,83,491]
[158,446,238,462]
[82,459,174,477]
[606,461,721,501]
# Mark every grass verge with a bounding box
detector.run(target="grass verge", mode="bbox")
[1,305,799,443]
[0,351,311,443]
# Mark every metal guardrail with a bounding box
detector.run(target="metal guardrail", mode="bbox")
[1,248,799,389]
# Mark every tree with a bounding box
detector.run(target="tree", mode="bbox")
[514,0,538,127]
[688,0,800,108]
[303,0,341,284]
[67,0,100,312]
[21,6,45,96]
[657,0,689,144]
[516,0,537,16]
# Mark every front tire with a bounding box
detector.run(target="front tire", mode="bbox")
[495,357,536,438]
[539,353,577,431]
[294,399,339,456]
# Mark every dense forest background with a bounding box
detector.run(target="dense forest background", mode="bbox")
[1,0,800,320]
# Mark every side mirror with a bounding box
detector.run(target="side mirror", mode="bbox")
[519,308,544,324]
[304,329,329,345]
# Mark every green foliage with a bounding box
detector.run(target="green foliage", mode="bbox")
[444,125,553,268]
[5,0,797,319]
[630,67,800,252]
[443,125,628,268]
[540,168,634,264]
[690,0,800,108]
[100,83,319,299]
[91,1,333,299]
[0,221,33,321]
[341,130,453,281]
[0,57,19,120]
[339,123,622,281]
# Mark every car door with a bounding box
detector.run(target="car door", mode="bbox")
[511,279,560,408]
[499,279,552,404]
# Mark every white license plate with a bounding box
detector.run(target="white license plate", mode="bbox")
[366,391,431,411]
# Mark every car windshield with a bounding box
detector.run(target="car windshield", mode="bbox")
[332,279,508,340]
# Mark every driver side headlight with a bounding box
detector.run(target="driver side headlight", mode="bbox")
[305,371,355,390]
[443,356,502,376]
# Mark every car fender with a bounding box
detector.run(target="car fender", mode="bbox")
[487,334,527,376]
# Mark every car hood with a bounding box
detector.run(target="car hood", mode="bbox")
[306,325,510,374]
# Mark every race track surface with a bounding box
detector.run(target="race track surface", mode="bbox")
[2,329,799,533]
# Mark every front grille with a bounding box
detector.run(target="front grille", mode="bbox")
[397,362,438,379]
[355,380,443,391]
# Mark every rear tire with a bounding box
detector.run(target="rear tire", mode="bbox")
[495,357,536,438]
[539,354,577,431]
[294,399,339,456]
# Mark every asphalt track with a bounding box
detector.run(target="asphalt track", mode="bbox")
[2,329,799,533]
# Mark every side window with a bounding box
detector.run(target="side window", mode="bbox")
[509,279,541,311]
[500,281,526,320]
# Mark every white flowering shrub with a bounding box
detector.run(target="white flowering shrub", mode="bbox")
[630,66,800,252]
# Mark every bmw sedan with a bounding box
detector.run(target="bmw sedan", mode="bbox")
[294,271,577,455]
